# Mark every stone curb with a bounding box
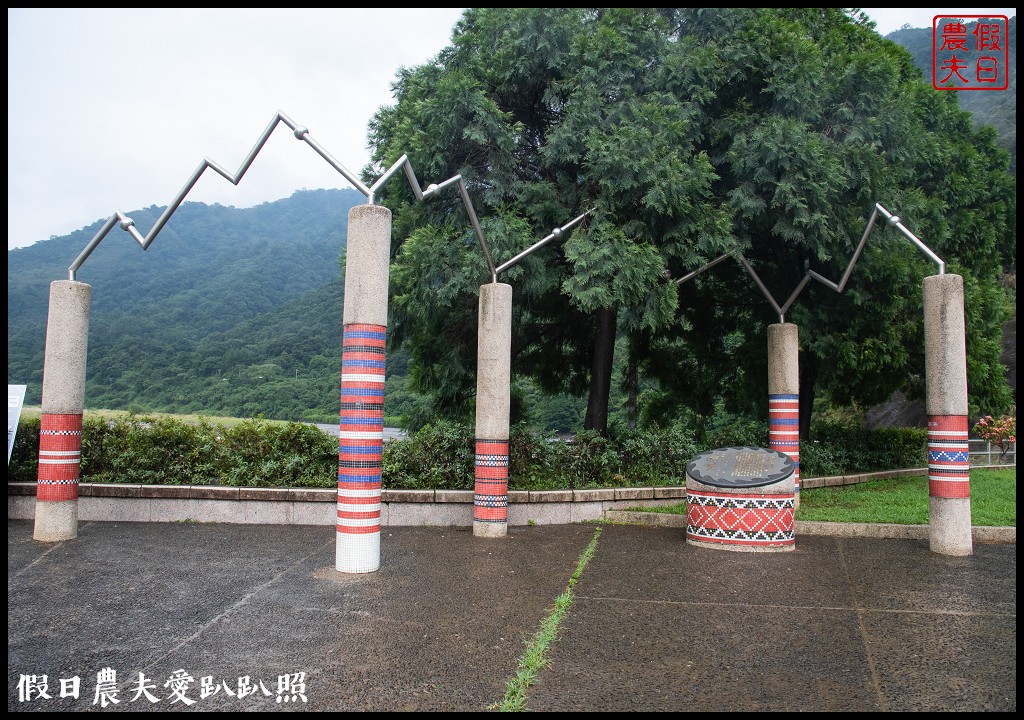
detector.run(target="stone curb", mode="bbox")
[6,484,679,528]
[7,469,1016,543]
[603,511,1016,544]
[8,482,682,503]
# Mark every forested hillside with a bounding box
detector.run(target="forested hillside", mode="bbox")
[886,16,1016,172]
[8,188,362,421]
[7,186,581,428]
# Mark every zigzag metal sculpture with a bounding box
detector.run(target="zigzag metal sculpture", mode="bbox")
[51,106,598,560]
[49,108,513,556]
[70,111,356,279]
[675,202,946,322]
[67,109,501,281]
[43,109,973,555]
[341,138,595,552]
[466,208,592,537]
[674,204,947,514]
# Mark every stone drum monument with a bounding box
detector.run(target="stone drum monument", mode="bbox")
[685,446,795,552]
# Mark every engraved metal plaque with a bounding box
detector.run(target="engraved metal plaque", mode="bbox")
[686,446,794,488]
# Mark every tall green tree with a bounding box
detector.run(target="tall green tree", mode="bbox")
[649,9,1016,434]
[368,8,1015,436]
[369,8,732,433]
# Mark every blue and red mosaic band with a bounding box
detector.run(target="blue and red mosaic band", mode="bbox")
[686,490,795,547]
[927,414,970,498]
[36,413,83,502]
[338,324,385,537]
[769,393,800,494]
[474,439,509,523]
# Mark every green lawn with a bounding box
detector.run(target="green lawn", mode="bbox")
[797,467,1015,526]
[634,468,1016,527]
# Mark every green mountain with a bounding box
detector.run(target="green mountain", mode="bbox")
[8,188,363,421]
[885,16,1016,172]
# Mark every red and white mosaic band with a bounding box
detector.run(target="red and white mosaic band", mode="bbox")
[474,439,509,523]
[36,413,83,502]
[686,490,795,549]
[337,323,386,573]
[927,414,970,499]
[769,393,800,494]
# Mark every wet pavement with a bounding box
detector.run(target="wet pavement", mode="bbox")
[6,520,1016,712]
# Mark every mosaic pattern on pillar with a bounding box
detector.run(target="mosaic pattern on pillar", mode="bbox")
[37,413,83,502]
[686,490,795,547]
[474,439,509,523]
[769,393,800,492]
[927,415,970,498]
[338,323,385,538]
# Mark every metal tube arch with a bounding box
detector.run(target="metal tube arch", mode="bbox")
[68,110,374,280]
[493,210,593,282]
[672,202,946,322]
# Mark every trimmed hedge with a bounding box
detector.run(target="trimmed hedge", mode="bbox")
[8,415,929,489]
[8,416,336,488]
[9,416,41,483]
[800,422,928,478]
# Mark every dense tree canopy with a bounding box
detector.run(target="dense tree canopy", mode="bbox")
[368,8,1015,435]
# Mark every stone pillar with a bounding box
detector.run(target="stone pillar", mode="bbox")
[34,280,91,542]
[924,274,972,556]
[768,323,800,508]
[474,282,513,538]
[337,205,391,573]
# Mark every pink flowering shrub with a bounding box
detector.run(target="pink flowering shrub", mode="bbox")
[973,407,1017,460]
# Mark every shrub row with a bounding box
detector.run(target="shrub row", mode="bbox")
[799,422,928,478]
[9,415,928,489]
[9,416,336,488]
[382,423,699,491]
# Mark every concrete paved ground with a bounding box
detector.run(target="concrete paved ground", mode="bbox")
[7,519,1016,712]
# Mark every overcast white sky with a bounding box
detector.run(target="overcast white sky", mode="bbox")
[6,8,1016,251]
